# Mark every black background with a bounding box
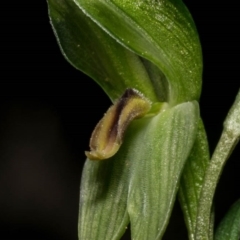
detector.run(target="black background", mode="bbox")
[0,0,239,239]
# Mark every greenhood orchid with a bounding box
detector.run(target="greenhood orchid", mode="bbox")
[47,0,240,239]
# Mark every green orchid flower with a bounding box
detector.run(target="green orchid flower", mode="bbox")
[47,0,240,239]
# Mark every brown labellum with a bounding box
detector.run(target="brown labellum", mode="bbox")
[85,88,151,160]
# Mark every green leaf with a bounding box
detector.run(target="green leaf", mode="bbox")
[79,101,199,239]
[47,0,159,102]
[127,101,199,239]
[74,0,202,104]
[215,200,240,240]
[178,119,210,240]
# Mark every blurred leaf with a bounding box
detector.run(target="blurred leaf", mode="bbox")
[215,200,240,240]
[127,101,199,239]
[47,0,159,102]
[74,0,202,104]
[178,120,210,240]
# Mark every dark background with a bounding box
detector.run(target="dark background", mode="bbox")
[0,0,239,239]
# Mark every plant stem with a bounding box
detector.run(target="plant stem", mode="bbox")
[195,90,240,240]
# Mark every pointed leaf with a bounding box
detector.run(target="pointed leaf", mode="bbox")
[47,0,159,102]
[178,119,210,240]
[215,200,240,240]
[75,0,202,104]
[127,101,199,239]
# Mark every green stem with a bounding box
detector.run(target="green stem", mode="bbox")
[195,130,237,240]
[195,90,240,240]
